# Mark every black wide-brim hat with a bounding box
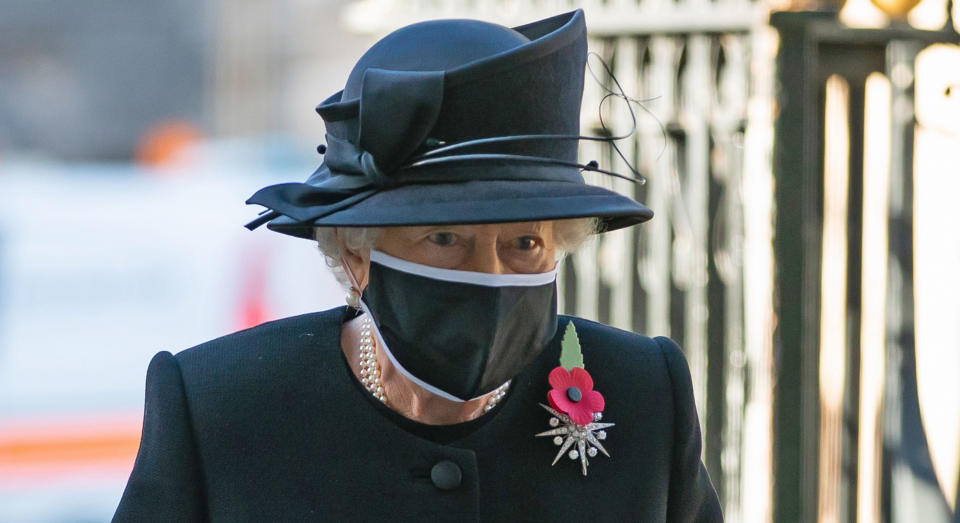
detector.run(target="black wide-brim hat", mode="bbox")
[245,10,652,239]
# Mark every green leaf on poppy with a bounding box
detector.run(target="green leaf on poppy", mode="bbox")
[559,321,584,370]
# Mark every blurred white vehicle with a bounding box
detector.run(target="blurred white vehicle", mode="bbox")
[0,150,342,522]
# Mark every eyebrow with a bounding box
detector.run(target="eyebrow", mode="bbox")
[401,222,547,238]
[502,223,545,233]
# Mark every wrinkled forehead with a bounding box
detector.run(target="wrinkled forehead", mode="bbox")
[381,221,551,235]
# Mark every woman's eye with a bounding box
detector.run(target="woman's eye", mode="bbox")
[514,236,539,251]
[427,232,457,246]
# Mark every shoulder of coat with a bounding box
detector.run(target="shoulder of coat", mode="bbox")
[557,315,667,370]
[172,306,346,376]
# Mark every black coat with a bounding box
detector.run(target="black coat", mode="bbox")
[114,307,721,522]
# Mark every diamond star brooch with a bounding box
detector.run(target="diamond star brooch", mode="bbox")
[535,322,615,476]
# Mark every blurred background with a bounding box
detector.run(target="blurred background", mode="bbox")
[0,0,957,521]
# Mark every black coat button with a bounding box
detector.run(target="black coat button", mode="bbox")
[430,460,462,490]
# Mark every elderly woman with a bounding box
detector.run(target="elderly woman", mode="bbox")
[114,9,721,522]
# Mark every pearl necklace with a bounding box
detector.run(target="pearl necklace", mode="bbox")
[357,315,510,413]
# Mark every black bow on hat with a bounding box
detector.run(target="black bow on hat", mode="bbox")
[319,68,445,185]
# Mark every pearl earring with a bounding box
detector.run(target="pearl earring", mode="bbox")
[345,287,362,309]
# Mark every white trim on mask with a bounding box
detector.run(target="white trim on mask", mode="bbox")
[358,301,483,403]
[369,249,557,287]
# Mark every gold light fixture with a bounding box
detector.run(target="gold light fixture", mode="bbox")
[868,0,923,19]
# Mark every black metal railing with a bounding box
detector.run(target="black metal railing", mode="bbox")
[770,10,958,521]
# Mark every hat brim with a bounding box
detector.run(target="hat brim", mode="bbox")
[266,179,652,239]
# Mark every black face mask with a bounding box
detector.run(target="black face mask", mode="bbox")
[361,250,558,402]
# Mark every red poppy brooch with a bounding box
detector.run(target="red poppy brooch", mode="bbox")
[536,322,614,476]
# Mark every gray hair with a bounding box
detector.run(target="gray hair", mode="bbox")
[315,218,599,288]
